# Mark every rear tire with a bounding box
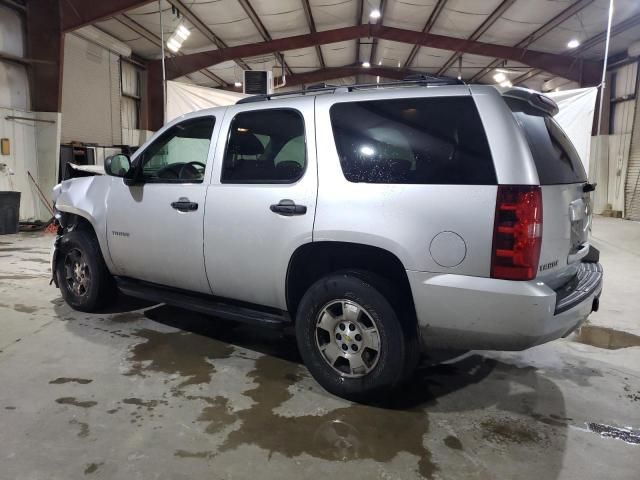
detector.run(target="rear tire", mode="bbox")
[55,230,116,312]
[295,271,418,401]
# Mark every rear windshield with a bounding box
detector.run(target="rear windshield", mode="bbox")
[508,100,587,185]
[329,96,496,185]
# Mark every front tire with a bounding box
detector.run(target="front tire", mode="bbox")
[55,230,116,312]
[295,271,418,401]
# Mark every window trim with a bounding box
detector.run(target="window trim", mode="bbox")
[133,115,216,185]
[220,108,308,185]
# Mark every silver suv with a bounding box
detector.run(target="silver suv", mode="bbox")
[51,81,603,400]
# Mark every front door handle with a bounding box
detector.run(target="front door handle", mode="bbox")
[171,198,198,212]
[270,199,307,216]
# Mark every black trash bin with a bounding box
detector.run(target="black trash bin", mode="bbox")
[0,191,21,234]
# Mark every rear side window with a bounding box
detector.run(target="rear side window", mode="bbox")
[508,101,587,185]
[329,97,496,185]
[222,109,306,184]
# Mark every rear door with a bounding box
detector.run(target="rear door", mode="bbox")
[204,98,317,309]
[509,103,591,288]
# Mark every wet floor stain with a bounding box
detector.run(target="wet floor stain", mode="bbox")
[196,355,437,479]
[0,274,41,280]
[55,397,97,408]
[122,397,168,411]
[4,406,16,410]
[443,435,463,450]
[84,462,103,475]
[126,328,234,388]
[574,325,640,350]
[587,422,640,445]
[0,247,33,252]
[110,312,145,323]
[49,377,93,385]
[70,419,90,438]
[174,450,216,459]
[25,257,50,264]
[13,304,39,314]
[480,419,543,445]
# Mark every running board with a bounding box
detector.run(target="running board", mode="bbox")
[115,277,291,329]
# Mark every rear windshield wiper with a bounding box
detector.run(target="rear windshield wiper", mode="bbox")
[583,182,597,193]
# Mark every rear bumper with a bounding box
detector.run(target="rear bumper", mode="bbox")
[408,262,603,351]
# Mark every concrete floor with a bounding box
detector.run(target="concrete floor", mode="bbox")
[0,216,639,480]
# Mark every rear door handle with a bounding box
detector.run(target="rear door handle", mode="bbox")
[171,198,198,212]
[270,199,307,216]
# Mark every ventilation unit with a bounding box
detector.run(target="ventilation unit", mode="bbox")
[243,70,273,95]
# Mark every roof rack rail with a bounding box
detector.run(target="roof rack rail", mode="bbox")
[236,74,465,104]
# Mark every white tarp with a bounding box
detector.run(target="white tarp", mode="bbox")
[547,87,598,172]
[166,81,247,123]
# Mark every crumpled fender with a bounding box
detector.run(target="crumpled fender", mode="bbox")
[52,176,116,273]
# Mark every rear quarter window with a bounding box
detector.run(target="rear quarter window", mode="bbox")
[329,96,496,185]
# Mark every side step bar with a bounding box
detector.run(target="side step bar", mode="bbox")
[115,277,291,329]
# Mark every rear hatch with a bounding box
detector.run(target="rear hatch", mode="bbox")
[506,91,591,289]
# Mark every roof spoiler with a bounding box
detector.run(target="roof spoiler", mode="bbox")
[502,87,559,116]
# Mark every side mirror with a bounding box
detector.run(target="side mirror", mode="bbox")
[104,154,131,178]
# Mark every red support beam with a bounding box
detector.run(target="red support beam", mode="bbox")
[26,0,64,112]
[281,66,415,87]
[403,0,448,69]
[436,0,516,76]
[60,0,155,32]
[155,24,602,84]
[469,0,596,83]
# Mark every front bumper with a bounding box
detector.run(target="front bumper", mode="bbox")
[408,262,603,351]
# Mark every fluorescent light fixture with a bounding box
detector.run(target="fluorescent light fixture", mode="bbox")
[237,127,249,132]
[360,146,375,156]
[376,75,380,83]
[166,39,181,53]
[234,81,242,87]
[567,39,580,49]
[370,9,381,19]
[176,25,191,39]
[362,61,371,68]
[493,72,506,83]
[499,80,513,88]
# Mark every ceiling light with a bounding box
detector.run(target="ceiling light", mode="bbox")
[370,9,381,19]
[493,72,506,83]
[495,68,519,74]
[567,39,580,49]
[176,25,191,39]
[378,60,382,66]
[362,61,371,68]
[166,39,181,53]
[500,80,513,88]
[234,81,242,87]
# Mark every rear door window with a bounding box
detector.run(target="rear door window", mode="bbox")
[329,96,496,185]
[222,109,306,184]
[508,101,587,185]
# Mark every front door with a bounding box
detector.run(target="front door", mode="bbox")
[204,99,317,309]
[106,115,219,294]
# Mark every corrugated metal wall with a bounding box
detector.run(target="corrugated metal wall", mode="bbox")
[626,64,640,220]
[61,34,122,145]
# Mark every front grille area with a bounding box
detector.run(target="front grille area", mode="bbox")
[554,262,603,314]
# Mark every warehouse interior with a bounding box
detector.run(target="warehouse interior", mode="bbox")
[1,0,639,479]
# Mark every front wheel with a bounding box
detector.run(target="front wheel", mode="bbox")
[55,230,116,312]
[295,271,418,401]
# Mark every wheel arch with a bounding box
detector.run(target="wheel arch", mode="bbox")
[285,241,416,322]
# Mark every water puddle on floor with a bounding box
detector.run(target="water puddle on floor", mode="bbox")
[573,325,640,350]
[587,422,640,445]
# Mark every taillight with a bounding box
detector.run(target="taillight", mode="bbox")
[491,185,542,281]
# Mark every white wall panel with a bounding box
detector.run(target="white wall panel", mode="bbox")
[61,34,122,145]
[0,4,24,57]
